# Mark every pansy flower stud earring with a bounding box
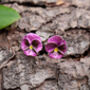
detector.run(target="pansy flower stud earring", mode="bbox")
[45,35,67,59]
[21,33,43,56]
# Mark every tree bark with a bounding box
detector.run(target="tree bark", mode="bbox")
[0,0,90,90]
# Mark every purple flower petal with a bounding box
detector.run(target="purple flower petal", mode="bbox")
[49,52,63,59]
[24,49,37,56]
[47,35,62,45]
[45,43,57,53]
[23,35,32,44]
[58,40,67,53]
[27,33,41,42]
[21,39,30,51]
[59,40,66,46]
[32,40,43,53]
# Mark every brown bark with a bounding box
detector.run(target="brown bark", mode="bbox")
[0,0,90,90]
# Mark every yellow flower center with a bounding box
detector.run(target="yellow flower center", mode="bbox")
[29,45,33,50]
[54,47,59,52]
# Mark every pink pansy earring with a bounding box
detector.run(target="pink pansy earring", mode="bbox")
[21,33,43,56]
[45,35,67,59]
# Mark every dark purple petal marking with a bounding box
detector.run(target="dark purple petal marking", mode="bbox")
[45,43,57,53]
[32,40,40,48]
[21,39,30,51]
[24,39,30,46]
[23,35,32,44]
[58,44,67,53]
[32,39,42,53]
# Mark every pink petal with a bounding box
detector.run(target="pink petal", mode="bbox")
[59,40,66,46]
[27,33,41,42]
[24,50,37,56]
[23,35,32,44]
[47,35,62,45]
[21,39,29,51]
[49,52,63,59]
[45,43,57,53]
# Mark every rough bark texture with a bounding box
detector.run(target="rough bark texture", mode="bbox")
[0,0,90,90]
